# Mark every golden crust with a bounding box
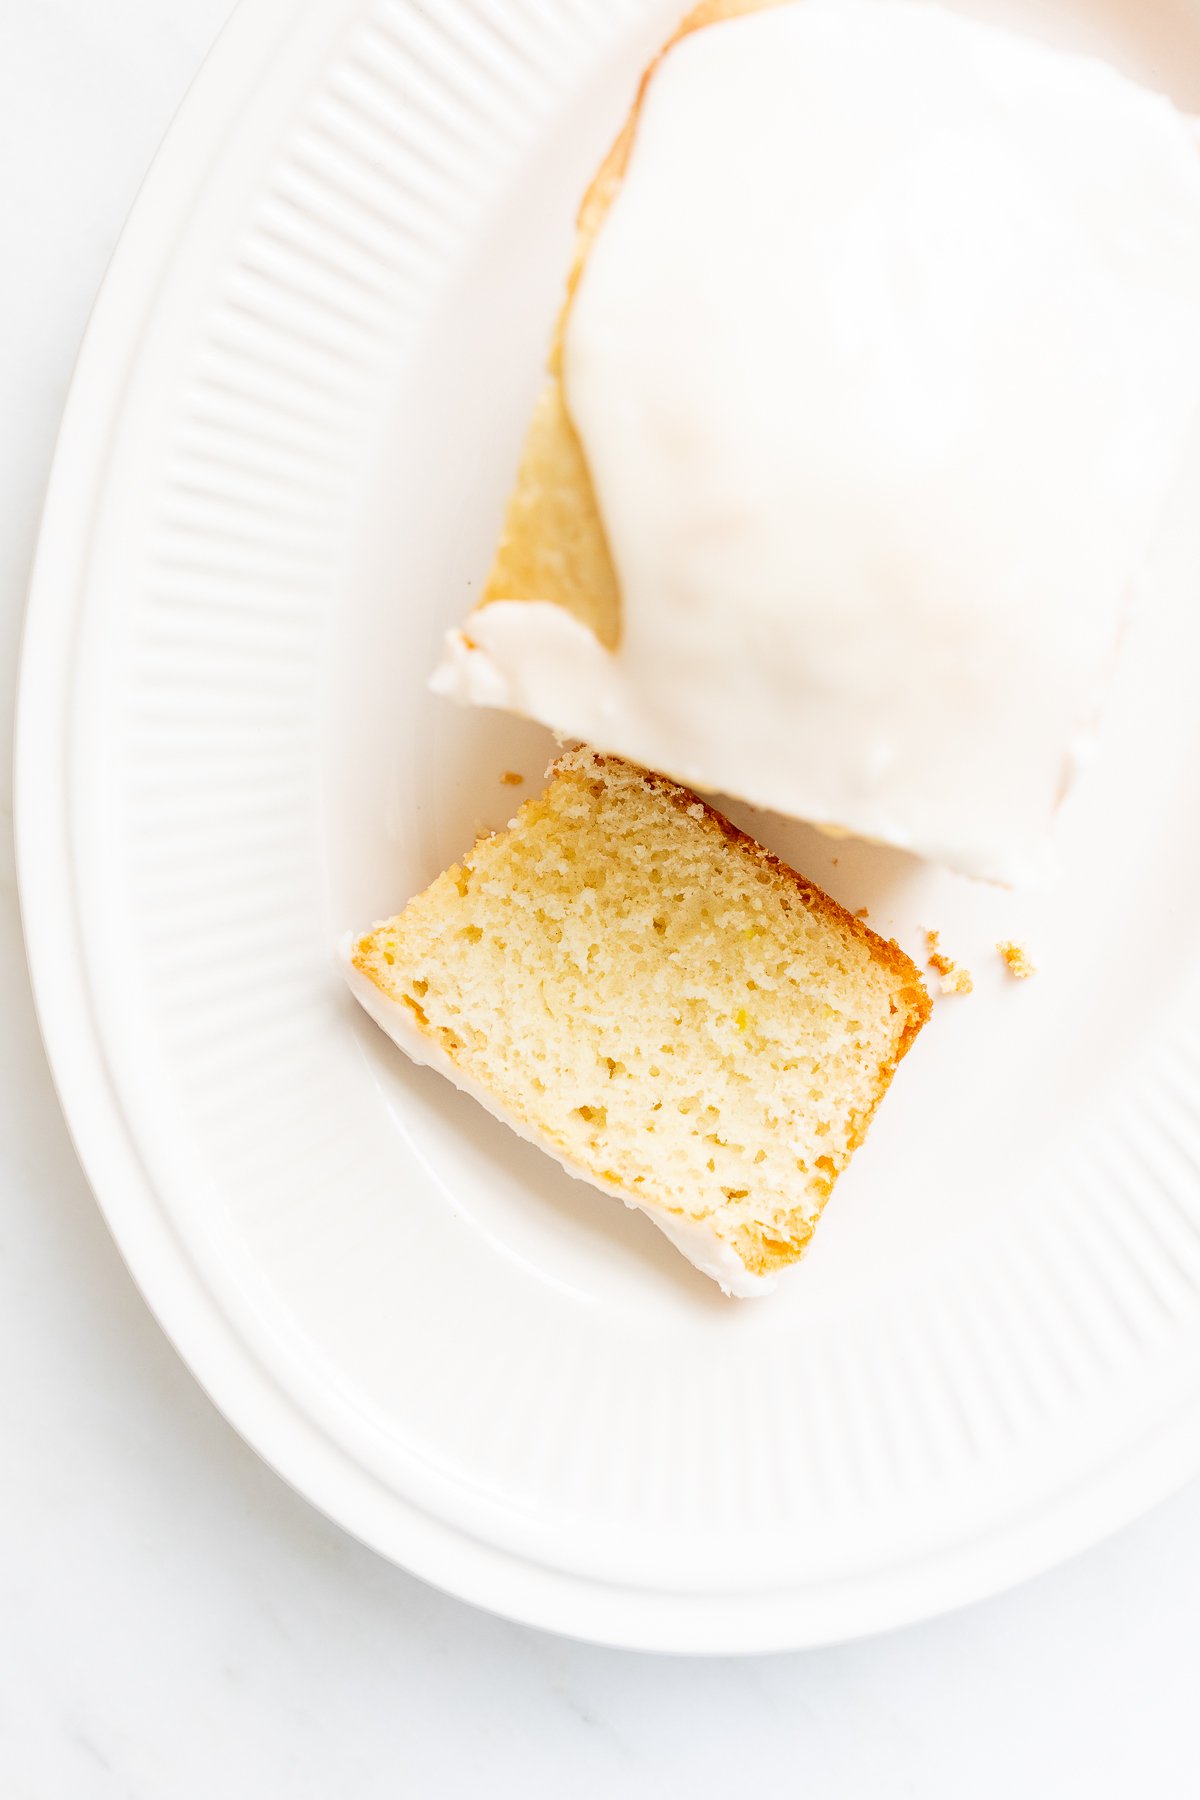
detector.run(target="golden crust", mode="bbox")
[481,0,795,649]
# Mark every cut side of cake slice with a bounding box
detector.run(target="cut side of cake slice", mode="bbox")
[346,750,929,1296]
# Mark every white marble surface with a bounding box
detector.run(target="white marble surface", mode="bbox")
[3,3,1200,1793]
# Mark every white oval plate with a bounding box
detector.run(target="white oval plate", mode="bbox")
[18,0,1200,1653]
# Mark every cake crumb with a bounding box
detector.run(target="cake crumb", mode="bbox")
[926,929,973,996]
[854,907,870,920]
[997,940,1036,980]
[938,965,974,996]
[500,770,524,787]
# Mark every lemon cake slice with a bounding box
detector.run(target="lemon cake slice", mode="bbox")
[346,750,929,1296]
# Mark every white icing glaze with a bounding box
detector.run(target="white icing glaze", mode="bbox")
[439,0,1200,884]
[342,942,775,1298]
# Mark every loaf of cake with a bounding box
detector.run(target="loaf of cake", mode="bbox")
[346,750,929,1296]
[434,0,1200,884]
[460,0,779,655]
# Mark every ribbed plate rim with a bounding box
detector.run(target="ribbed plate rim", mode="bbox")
[15,0,1200,1652]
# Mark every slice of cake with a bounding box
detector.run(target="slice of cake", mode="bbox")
[346,750,929,1296]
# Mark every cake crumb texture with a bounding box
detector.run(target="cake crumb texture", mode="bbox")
[926,929,974,997]
[997,940,1036,980]
[352,751,929,1285]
